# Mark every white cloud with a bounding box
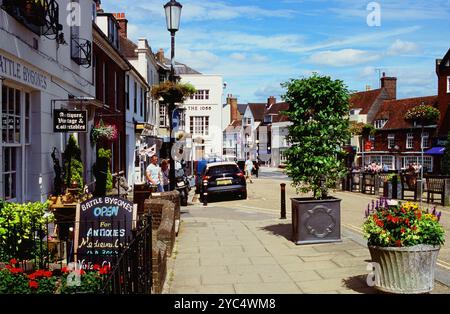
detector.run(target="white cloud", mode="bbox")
[175,49,220,72]
[307,49,380,67]
[254,84,285,100]
[230,53,247,61]
[387,40,421,56]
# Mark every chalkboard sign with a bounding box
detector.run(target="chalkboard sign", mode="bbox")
[74,197,137,269]
[53,109,87,133]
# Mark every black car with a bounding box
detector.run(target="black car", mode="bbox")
[199,162,247,201]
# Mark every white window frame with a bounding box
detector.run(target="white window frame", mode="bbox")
[447,76,450,93]
[406,133,414,149]
[422,132,430,149]
[159,104,167,127]
[190,90,210,100]
[190,116,209,136]
[387,134,395,149]
[375,119,387,129]
[402,156,433,172]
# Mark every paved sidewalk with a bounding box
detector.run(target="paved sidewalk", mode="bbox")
[163,204,450,294]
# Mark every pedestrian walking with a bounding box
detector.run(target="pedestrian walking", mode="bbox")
[146,155,164,192]
[161,159,170,192]
[245,156,255,183]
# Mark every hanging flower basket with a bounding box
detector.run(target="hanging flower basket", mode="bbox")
[90,120,118,145]
[404,105,440,126]
[151,81,196,104]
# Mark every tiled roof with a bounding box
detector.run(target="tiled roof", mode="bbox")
[161,57,201,75]
[237,104,247,115]
[375,96,439,129]
[247,103,266,121]
[119,36,138,59]
[349,89,383,114]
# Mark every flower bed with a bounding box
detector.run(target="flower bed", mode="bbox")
[0,259,111,294]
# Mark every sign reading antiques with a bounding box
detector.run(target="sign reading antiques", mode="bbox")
[74,197,137,268]
[53,110,87,133]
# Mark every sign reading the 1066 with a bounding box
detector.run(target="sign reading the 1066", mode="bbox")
[53,110,87,133]
[74,197,137,269]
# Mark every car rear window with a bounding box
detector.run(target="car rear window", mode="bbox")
[207,165,240,176]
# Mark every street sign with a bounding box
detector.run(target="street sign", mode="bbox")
[74,196,137,268]
[53,109,87,133]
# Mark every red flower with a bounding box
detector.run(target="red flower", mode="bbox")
[29,281,39,289]
[44,271,52,278]
[93,264,101,271]
[396,240,402,247]
[376,220,384,227]
[10,267,24,274]
[9,258,17,265]
[99,266,110,275]
[61,266,69,274]
[401,228,406,234]
[79,269,85,275]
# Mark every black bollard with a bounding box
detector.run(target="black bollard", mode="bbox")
[203,181,208,206]
[280,183,286,219]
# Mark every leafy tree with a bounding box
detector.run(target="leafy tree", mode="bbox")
[281,74,351,199]
[93,148,113,196]
[442,132,450,175]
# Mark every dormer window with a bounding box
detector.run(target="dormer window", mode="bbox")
[374,119,388,129]
[107,17,119,49]
[350,109,361,115]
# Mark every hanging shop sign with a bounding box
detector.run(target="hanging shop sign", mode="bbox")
[74,196,137,268]
[53,109,87,133]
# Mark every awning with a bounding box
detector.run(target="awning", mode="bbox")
[425,147,446,155]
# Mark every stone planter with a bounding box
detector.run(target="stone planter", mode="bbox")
[291,197,341,245]
[369,245,440,294]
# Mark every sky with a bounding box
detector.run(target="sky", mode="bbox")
[101,0,450,103]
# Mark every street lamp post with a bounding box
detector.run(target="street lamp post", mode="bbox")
[164,0,182,191]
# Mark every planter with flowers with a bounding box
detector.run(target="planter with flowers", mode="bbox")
[90,119,118,146]
[363,199,445,293]
[151,81,196,104]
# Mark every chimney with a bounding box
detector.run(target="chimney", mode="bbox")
[267,96,276,108]
[228,94,239,122]
[95,0,103,13]
[113,13,128,37]
[156,48,165,64]
[380,72,397,100]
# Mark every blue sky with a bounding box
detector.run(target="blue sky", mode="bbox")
[102,0,450,103]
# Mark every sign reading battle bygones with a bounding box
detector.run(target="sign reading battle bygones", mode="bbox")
[53,110,87,133]
[75,197,136,269]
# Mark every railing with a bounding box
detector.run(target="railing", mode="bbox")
[101,215,153,294]
[71,37,92,67]
[1,0,62,38]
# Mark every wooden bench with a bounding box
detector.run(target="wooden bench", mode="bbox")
[426,177,446,206]
[400,173,417,201]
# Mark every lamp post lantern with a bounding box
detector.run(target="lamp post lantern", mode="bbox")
[164,0,182,191]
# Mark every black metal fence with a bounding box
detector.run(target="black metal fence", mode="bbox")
[101,215,153,294]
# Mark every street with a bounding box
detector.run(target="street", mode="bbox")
[163,167,450,294]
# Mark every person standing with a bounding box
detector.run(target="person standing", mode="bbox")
[161,159,170,192]
[245,156,255,183]
[146,155,164,192]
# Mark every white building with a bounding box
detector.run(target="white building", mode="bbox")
[180,74,224,160]
[0,0,98,202]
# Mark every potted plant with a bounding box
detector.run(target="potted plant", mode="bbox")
[281,74,351,244]
[363,199,445,293]
[22,0,47,26]
[151,81,196,104]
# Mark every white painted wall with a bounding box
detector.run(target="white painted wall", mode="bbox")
[0,0,96,202]
[180,74,223,160]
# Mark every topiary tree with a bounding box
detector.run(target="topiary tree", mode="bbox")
[63,135,84,189]
[442,132,450,175]
[281,73,351,199]
[93,148,112,197]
